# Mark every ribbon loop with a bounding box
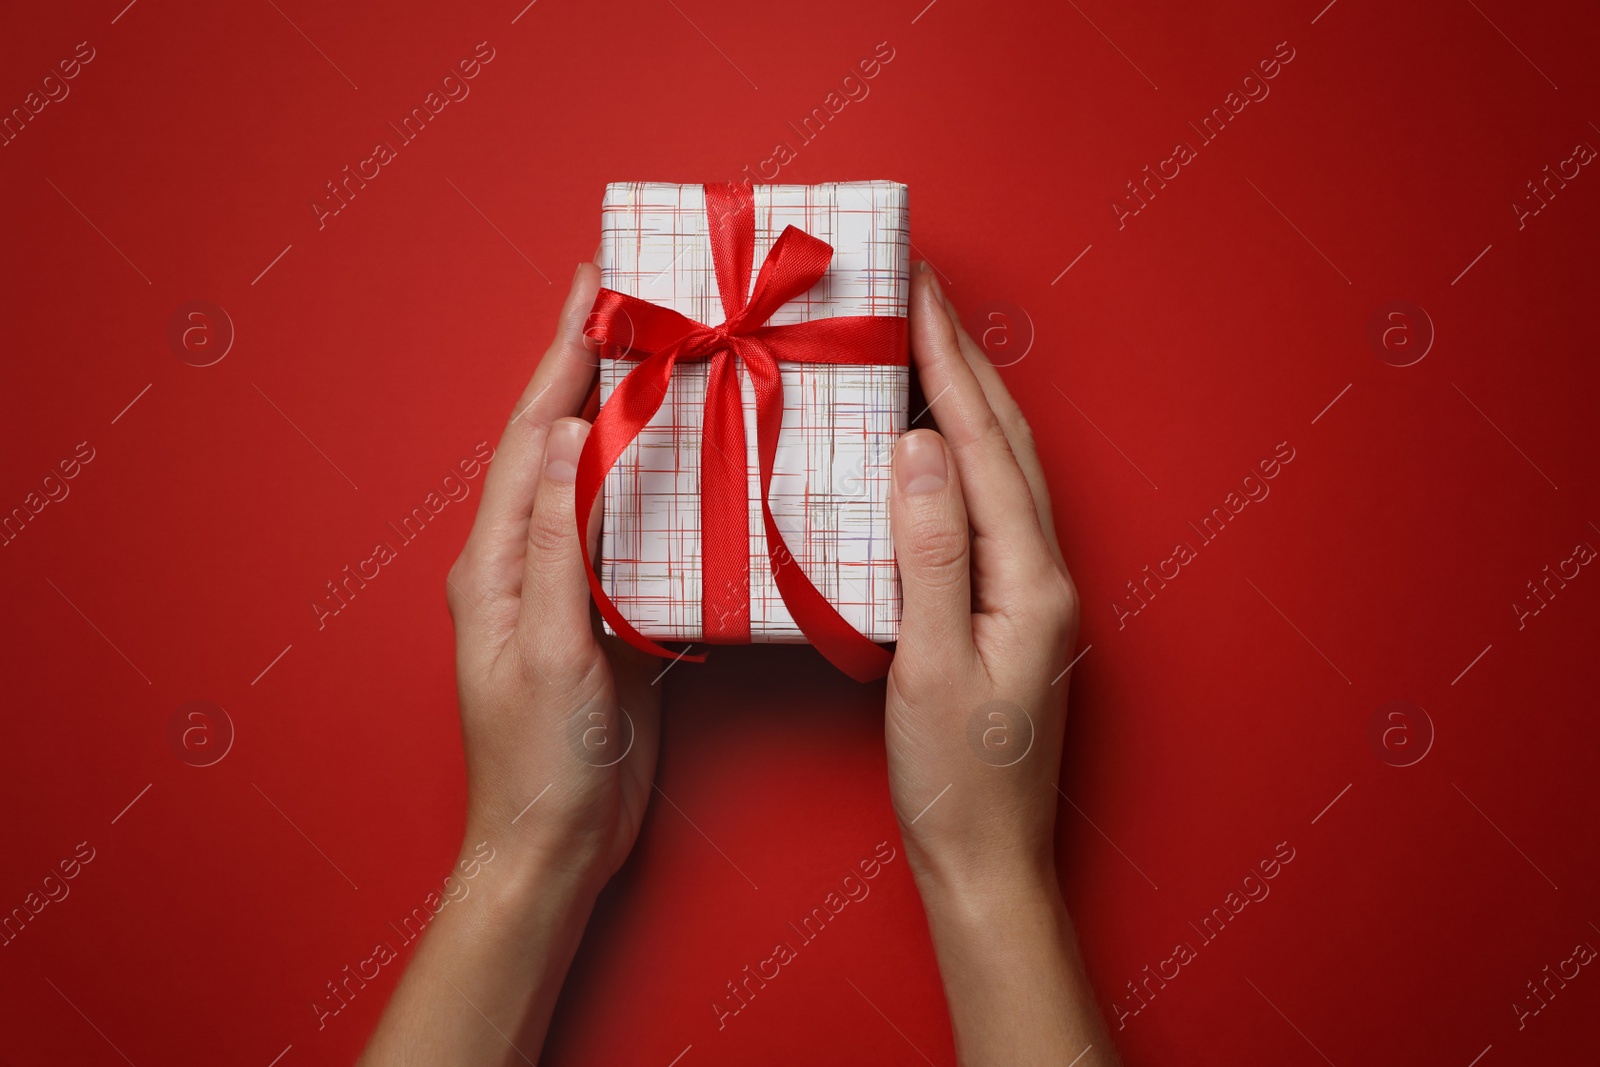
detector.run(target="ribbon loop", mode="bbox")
[577,183,906,682]
[738,225,834,329]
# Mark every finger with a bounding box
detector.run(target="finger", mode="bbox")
[928,274,1065,570]
[890,429,976,663]
[453,264,601,617]
[516,417,600,666]
[908,267,1055,605]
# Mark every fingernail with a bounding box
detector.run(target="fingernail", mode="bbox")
[544,419,587,483]
[573,262,586,283]
[916,260,930,274]
[896,432,947,495]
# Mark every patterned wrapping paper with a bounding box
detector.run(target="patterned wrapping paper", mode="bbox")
[598,181,909,643]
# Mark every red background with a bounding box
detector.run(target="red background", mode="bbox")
[3,0,1597,1063]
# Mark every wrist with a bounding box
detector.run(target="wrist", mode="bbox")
[453,829,604,935]
[910,848,1065,932]
[903,826,1056,901]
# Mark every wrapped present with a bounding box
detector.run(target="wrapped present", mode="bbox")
[576,180,910,681]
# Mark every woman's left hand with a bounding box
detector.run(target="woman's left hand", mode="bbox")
[445,260,662,895]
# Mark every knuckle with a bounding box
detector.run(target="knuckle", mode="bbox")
[902,515,968,582]
[1029,569,1079,635]
[1058,577,1081,625]
[1005,409,1038,456]
[978,418,1015,457]
[525,505,574,560]
[445,555,475,614]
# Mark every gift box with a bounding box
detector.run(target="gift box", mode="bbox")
[585,181,909,670]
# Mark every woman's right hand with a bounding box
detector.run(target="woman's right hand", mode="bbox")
[882,264,1116,1066]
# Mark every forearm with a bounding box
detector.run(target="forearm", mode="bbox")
[359,837,600,1066]
[916,864,1118,1067]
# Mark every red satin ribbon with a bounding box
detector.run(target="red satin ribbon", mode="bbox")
[575,183,905,682]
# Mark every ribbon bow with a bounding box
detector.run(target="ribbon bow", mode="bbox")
[576,183,906,682]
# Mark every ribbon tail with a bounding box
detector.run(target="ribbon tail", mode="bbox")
[762,499,894,682]
[743,346,894,683]
[575,348,707,664]
[700,352,752,642]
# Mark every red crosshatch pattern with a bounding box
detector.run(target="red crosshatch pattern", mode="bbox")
[598,180,907,643]
[0,0,1597,1065]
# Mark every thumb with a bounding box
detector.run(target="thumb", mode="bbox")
[518,417,599,665]
[891,429,974,660]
